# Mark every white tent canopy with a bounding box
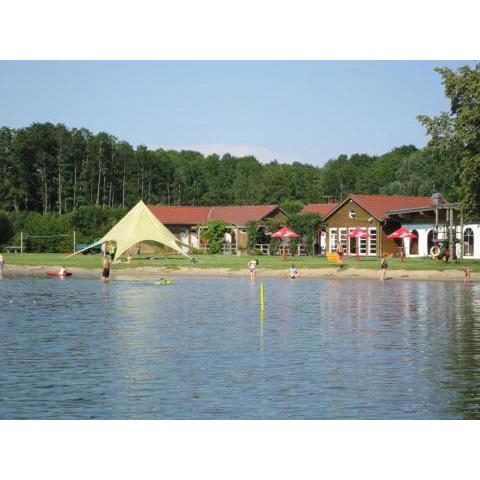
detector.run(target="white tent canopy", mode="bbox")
[68,200,189,258]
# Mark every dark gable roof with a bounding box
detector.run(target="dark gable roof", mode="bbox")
[323,194,437,222]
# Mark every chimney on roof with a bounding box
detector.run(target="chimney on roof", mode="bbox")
[431,192,443,206]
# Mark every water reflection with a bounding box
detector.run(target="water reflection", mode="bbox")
[1,276,480,419]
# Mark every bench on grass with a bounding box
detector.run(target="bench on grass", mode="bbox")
[326,252,343,267]
[4,246,22,253]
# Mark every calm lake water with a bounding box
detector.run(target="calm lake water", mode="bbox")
[1,275,480,419]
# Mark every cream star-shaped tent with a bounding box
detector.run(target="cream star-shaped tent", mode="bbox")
[68,200,189,258]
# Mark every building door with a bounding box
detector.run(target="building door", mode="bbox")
[427,230,435,253]
[348,228,357,255]
[410,230,419,255]
[179,229,190,253]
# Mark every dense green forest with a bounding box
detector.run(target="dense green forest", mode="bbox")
[0,124,459,214]
[0,124,442,251]
[0,128,457,251]
[1,63,479,251]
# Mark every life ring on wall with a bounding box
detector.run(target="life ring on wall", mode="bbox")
[430,246,440,259]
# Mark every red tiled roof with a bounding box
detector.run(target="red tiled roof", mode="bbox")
[148,205,210,225]
[208,205,282,226]
[302,203,338,217]
[325,194,437,221]
[148,204,282,226]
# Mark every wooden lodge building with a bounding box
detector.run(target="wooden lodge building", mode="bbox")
[147,194,479,258]
[303,194,441,257]
[148,204,286,254]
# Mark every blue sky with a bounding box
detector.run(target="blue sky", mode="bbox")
[0,61,476,166]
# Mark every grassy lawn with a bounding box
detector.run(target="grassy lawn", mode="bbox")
[3,252,480,271]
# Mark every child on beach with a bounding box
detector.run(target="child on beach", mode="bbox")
[101,255,111,282]
[289,264,298,279]
[464,268,472,284]
[248,259,258,280]
[379,254,388,282]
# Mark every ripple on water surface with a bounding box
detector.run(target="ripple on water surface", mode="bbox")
[1,276,480,419]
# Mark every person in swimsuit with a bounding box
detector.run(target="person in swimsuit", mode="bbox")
[379,254,388,282]
[248,259,257,280]
[0,254,5,270]
[336,242,344,258]
[58,265,68,276]
[101,255,111,281]
[464,268,472,284]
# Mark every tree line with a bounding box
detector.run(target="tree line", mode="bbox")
[0,127,463,215]
[1,63,479,249]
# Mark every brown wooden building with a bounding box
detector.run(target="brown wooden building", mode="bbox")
[148,204,286,254]
[304,194,438,257]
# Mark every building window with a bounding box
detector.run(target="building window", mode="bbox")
[339,228,347,251]
[368,227,377,255]
[329,228,337,252]
[359,229,367,255]
[348,210,356,219]
[464,227,474,256]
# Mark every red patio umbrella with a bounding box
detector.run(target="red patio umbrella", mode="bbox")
[271,227,300,260]
[387,227,417,262]
[348,228,369,261]
[348,228,370,239]
[387,226,417,239]
[271,226,300,239]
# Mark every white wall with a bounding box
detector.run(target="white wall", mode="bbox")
[403,223,480,259]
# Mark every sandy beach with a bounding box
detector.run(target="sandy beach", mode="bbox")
[1,264,472,281]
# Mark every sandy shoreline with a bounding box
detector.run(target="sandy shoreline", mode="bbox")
[1,264,472,281]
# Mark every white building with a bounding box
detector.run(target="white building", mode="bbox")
[386,203,480,259]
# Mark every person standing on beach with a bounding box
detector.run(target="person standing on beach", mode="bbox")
[0,253,4,270]
[101,255,111,282]
[248,259,257,280]
[379,254,388,282]
[464,268,472,284]
[336,242,344,259]
[289,264,298,279]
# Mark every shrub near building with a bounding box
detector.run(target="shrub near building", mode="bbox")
[0,212,14,246]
